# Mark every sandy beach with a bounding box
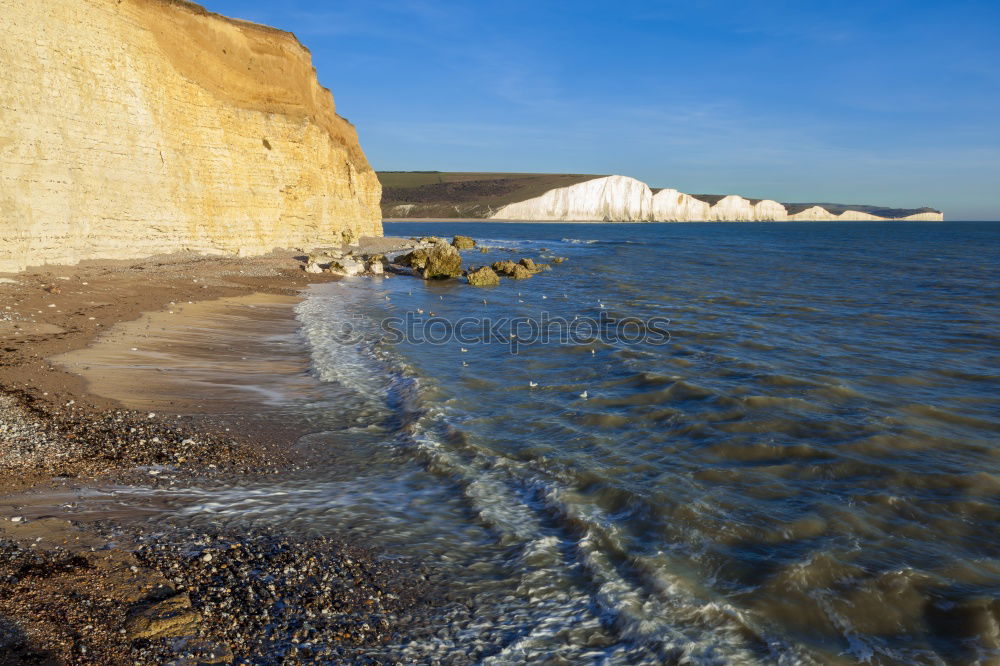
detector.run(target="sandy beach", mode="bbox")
[0,240,452,664]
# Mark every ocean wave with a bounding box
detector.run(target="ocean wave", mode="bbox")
[293,280,796,662]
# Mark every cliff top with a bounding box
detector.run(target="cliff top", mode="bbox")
[135,0,371,172]
[379,172,606,218]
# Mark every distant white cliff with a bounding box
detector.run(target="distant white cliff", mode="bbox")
[490,175,654,222]
[489,176,943,222]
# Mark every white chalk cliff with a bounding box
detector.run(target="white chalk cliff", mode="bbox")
[490,175,654,222]
[650,189,711,222]
[489,176,943,222]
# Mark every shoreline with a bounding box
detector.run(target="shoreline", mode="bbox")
[0,241,449,663]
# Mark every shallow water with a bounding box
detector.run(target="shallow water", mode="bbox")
[50,222,1000,663]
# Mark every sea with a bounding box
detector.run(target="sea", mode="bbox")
[60,221,1000,663]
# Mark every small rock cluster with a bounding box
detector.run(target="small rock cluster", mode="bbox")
[489,258,543,280]
[299,234,562,288]
[303,247,386,277]
[389,236,560,288]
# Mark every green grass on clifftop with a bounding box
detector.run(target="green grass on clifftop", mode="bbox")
[378,172,604,219]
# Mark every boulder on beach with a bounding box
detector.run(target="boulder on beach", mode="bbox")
[398,243,462,279]
[466,266,500,287]
[452,235,476,250]
[326,257,364,276]
[304,250,345,273]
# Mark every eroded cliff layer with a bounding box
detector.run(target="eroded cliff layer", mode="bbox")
[0,0,381,273]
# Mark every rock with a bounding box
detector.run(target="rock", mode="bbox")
[490,260,518,276]
[341,229,358,246]
[466,266,500,287]
[367,260,384,275]
[418,236,442,245]
[519,258,538,272]
[326,258,364,276]
[398,244,462,279]
[510,264,533,280]
[479,247,489,253]
[552,256,567,263]
[451,235,476,250]
[126,592,200,640]
[395,248,424,268]
[304,262,323,274]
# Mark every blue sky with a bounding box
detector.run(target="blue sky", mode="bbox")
[199,0,1000,219]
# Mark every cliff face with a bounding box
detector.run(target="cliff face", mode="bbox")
[650,189,710,222]
[0,0,381,273]
[490,175,653,222]
[488,176,943,222]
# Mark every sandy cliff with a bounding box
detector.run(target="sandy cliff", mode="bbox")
[0,0,381,273]
[487,175,943,222]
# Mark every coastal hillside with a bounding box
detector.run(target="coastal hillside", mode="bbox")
[379,172,605,219]
[380,172,943,222]
[0,0,382,273]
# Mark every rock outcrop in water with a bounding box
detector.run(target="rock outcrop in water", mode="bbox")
[0,0,382,273]
[397,241,463,279]
[489,176,943,222]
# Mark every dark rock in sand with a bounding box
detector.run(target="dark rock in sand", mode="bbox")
[452,235,476,250]
[466,266,500,287]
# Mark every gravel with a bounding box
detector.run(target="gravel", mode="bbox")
[129,526,445,664]
[0,520,454,665]
[0,393,281,485]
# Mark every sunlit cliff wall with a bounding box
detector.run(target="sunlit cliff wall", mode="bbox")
[0,0,381,272]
